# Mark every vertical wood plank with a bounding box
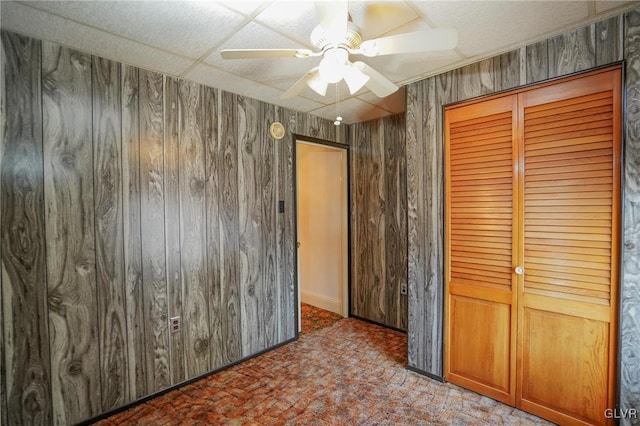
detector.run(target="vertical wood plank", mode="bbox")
[419,77,439,373]
[280,108,297,339]
[596,15,623,66]
[238,96,264,356]
[336,120,349,145]
[262,102,277,347]
[494,50,521,92]
[92,56,128,411]
[425,71,456,377]
[526,40,549,84]
[384,114,408,330]
[354,122,369,320]
[457,58,494,100]
[177,80,211,376]
[0,32,5,426]
[1,31,52,425]
[163,76,185,384]
[42,42,100,424]
[351,122,370,320]
[348,124,357,319]
[138,69,170,393]
[275,106,285,341]
[218,91,242,363]
[281,109,296,335]
[298,112,334,142]
[397,113,408,331]
[295,111,308,140]
[0,32,4,426]
[351,117,390,325]
[0,125,4,426]
[621,8,640,424]
[121,64,146,400]
[204,86,224,369]
[406,79,426,369]
[369,120,386,324]
[548,24,596,78]
[519,47,527,86]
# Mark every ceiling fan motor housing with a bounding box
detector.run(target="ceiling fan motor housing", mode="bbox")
[310,21,363,50]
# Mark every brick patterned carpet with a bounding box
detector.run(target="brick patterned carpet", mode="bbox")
[96,318,550,425]
[300,303,343,334]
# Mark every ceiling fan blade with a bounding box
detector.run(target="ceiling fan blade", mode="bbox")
[343,64,369,95]
[315,1,348,44]
[281,68,325,100]
[353,62,398,98]
[358,28,458,57]
[221,48,313,59]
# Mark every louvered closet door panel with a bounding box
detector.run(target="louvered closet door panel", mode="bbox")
[445,96,518,405]
[518,69,621,425]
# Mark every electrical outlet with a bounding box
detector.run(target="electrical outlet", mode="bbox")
[400,283,408,295]
[170,316,181,333]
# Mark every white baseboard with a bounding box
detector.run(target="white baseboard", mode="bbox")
[300,290,342,316]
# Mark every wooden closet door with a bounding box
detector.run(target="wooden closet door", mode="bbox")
[517,69,621,425]
[445,96,519,405]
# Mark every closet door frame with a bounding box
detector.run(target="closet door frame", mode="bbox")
[444,64,622,425]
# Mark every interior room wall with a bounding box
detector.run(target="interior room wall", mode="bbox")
[350,114,408,330]
[405,8,640,421]
[0,29,348,425]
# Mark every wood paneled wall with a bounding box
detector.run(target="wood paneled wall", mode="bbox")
[0,30,346,425]
[407,9,640,420]
[350,114,408,330]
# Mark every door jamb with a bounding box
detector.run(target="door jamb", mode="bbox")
[292,134,351,335]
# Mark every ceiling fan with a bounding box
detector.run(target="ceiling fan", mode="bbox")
[220,1,457,100]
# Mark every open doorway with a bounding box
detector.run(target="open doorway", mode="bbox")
[295,137,349,333]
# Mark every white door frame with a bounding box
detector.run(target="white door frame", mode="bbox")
[294,136,350,332]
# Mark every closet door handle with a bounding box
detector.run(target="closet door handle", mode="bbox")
[515,266,524,275]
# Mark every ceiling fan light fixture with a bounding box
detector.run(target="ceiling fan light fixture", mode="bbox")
[318,48,349,84]
[222,2,457,101]
[343,64,369,94]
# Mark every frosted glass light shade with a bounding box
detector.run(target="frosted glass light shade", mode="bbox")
[318,48,349,84]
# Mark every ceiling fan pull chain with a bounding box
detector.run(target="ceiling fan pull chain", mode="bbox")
[334,83,343,126]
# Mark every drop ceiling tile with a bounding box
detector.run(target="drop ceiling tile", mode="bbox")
[358,87,406,114]
[21,1,245,59]
[184,63,325,113]
[219,1,268,16]
[414,1,590,58]
[1,2,193,75]
[348,1,420,40]
[205,21,322,83]
[311,97,390,124]
[254,1,318,47]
